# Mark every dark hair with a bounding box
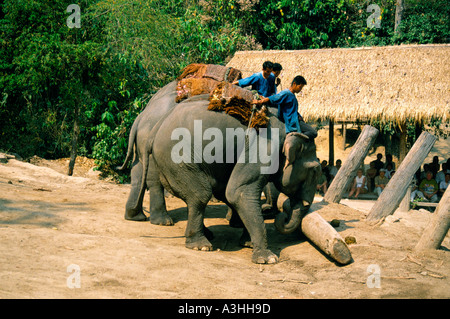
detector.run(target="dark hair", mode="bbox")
[262,61,274,70]
[273,63,282,72]
[291,75,307,85]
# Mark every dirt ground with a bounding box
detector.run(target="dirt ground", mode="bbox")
[0,155,449,299]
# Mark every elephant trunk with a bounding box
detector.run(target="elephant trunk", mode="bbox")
[274,194,308,234]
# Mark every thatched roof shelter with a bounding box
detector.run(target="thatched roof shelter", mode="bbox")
[227,44,450,125]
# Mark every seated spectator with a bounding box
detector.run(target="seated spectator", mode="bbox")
[321,160,331,183]
[439,173,450,197]
[370,153,384,176]
[429,156,440,177]
[348,169,368,199]
[415,171,439,203]
[410,175,419,202]
[366,162,377,192]
[384,153,396,171]
[435,163,448,185]
[420,164,431,181]
[317,172,328,195]
[385,163,394,179]
[329,159,342,182]
[374,169,390,197]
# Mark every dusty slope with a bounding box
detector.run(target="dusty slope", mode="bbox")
[0,157,449,299]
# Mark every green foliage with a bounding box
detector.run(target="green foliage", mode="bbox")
[1,0,448,182]
[394,0,450,44]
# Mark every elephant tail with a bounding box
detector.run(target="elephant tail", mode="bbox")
[117,118,139,171]
[135,108,175,205]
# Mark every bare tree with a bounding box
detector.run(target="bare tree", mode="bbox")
[394,0,405,34]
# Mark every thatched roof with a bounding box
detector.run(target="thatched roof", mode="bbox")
[227,44,450,125]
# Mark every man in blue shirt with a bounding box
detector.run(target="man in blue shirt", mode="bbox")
[253,75,317,140]
[232,61,277,98]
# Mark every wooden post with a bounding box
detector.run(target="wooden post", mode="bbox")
[329,120,334,166]
[324,125,379,204]
[342,122,347,150]
[415,187,450,251]
[398,122,408,166]
[398,186,411,212]
[366,132,436,222]
[277,194,352,265]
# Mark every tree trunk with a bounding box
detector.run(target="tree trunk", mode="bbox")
[415,187,450,251]
[366,131,436,222]
[68,104,80,176]
[277,194,352,265]
[324,125,379,203]
[394,0,405,34]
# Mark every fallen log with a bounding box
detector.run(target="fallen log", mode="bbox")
[277,193,353,265]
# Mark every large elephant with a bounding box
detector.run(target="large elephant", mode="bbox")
[120,80,181,224]
[136,96,320,264]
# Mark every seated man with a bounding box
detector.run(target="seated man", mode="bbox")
[374,169,389,197]
[252,75,317,139]
[415,171,439,203]
[329,159,342,182]
[366,161,378,192]
[439,173,449,197]
[317,172,328,195]
[232,61,277,98]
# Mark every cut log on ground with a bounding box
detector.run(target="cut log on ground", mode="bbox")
[277,194,353,265]
[415,187,450,251]
[366,131,436,222]
[324,125,379,204]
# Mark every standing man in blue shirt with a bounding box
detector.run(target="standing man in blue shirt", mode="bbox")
[252,75,317,140]
[232,61,277,98]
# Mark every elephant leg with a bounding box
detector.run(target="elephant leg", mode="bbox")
[185,201,213,251]
[262,183,280,219]
[225,205,252,248]
[226,184,278,264]
[125,159,148,221]
[147,156,172,226]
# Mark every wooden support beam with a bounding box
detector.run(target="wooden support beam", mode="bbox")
[399,122,408,165]
[366,131,436,222]
[398,186,411,212]
[329,120,334,166]
[342,122,347,150]
[324,125,379,204]
[277,194,352,265]
[415,187,450,251]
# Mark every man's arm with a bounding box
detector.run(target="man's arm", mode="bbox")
[253,97,270,105]
[233,73,258,87]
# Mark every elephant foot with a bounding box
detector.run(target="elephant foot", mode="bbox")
[252,248,278,264]
[185,235,213,251]
[150,212,173,226]
[124,210,148,222]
